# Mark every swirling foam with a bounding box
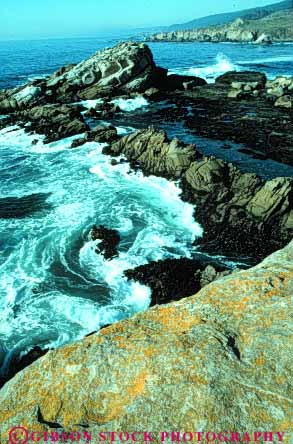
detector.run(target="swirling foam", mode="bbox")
[0,127,202,370]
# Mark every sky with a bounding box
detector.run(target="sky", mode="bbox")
[0,0,281,40]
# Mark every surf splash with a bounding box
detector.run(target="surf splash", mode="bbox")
[110,97,149,112]
[0,125,202,371]
[171,53,237,82]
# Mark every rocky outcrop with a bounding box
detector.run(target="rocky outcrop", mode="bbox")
[0,240,292,437]
[182,158,292,260]
[71,125,119,148]
[146,11,293,43]
[104,128,293,260]
[146,18,258,43]
[0,42,168,113]
[125,258,231,306]
[103,127,199,179]
[183,73,293,165]
[90,225,121,260]
[17,104,89,143]
[216,71,267,87]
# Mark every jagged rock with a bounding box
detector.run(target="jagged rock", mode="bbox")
[103,127,198,178]
[124,258,231,306]
[71,126,119,147]
[50,42,166,99]
[182,157,292,259]
[0,42,168,112]
[266,77,293,97]
[90,225,121,260]
[18,104,89,143]
[103,129,292,259]
[275,95,292,108]
[0,241,292,435]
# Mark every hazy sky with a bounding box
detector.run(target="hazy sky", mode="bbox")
[0,0,279,40]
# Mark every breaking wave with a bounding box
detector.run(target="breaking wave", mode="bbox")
[0,125,202,371]
[171,53,237,82]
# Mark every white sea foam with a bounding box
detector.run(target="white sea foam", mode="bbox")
[0,128,202,361]
[79,98,104,109]
[238,55,293,65]
[171,53,237,82]
[111,96,149,112]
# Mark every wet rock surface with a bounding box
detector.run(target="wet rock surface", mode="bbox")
[104,126,199,178]
[90,225,121,260]
[105,127,293,261]
[125,258,231,306]
[71,125,119,148]
[16,104,89,143]
[0,347,49,389]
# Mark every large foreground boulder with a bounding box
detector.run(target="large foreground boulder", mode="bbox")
[0,241,292,438]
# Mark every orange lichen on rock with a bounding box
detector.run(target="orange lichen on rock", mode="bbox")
[0,240,292,436]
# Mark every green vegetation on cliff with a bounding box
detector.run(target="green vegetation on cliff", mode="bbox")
[147,10,293,43]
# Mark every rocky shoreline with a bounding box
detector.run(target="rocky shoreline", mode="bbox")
[0,41,292,399]
[0,42,292,260]
[146,11,293,43]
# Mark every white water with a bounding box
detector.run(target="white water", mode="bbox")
[238,55,293,65]
[111,96,149,111]
[0,125,202,367]
[171,53,237,82]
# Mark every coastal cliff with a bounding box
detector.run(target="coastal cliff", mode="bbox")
[0,240,292,439]
[146,11,293,43]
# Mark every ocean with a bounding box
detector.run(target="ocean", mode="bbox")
[0,32,292,373]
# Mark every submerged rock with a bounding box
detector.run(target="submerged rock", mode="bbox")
[90,225,121,260]
[0,193,51,219]
[0,241,292,435]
